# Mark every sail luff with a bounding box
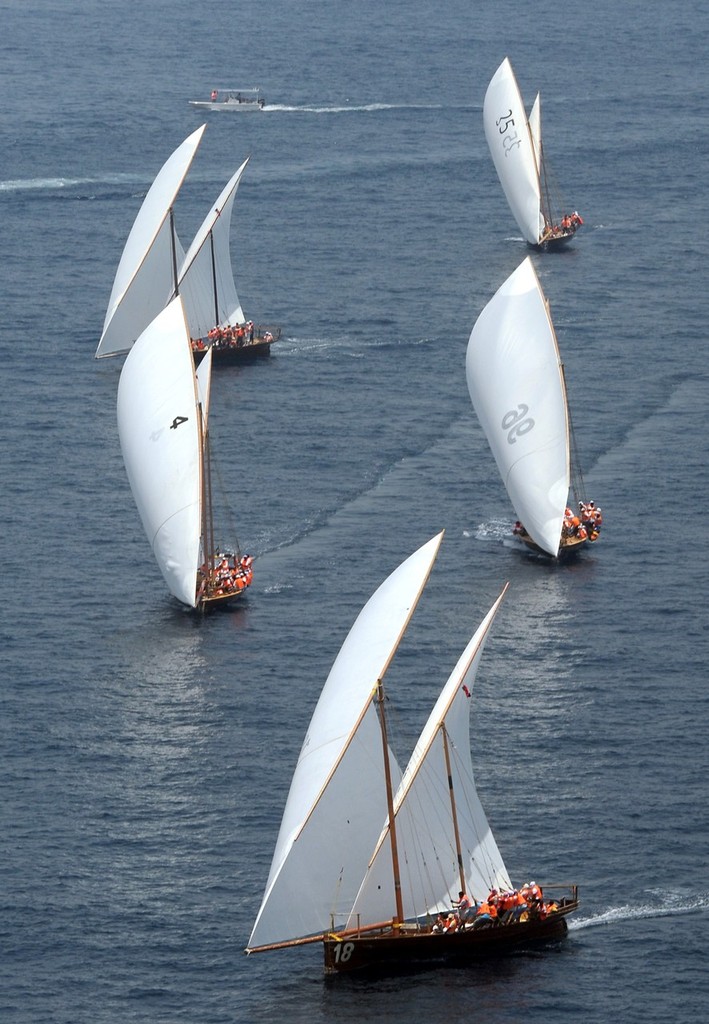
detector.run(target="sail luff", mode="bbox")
[528,93,542,176]
[96,125,206,358]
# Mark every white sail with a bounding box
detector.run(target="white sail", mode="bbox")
[483,58,544,245]
[117,296,202,607]
[177,158,249,339]
[466,257,569,557]
[195,345,213,431]
[529,93,542,175]
[96,125,206,358]
[348,587,511,927]
[247,532,444,951]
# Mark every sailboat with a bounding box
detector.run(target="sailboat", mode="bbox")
[466,257,602,558]
[483,57,582,250]
[180,155,281,364]
[117,295,253,609]
[246,533,578,974]
[95,126,279,362]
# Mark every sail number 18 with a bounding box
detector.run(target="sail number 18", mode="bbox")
[333,942,355,964]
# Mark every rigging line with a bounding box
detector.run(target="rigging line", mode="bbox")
[446,738,506,887]
[204,429,243,553]
[397,740,463,914]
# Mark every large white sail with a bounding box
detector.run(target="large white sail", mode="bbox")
[466,257,569,557]
[117,296,202,607]
[483,58,544,245]
[348,587,511,928]
[177,158,249,339]
[96,125,206,358]
[247,532,444,951]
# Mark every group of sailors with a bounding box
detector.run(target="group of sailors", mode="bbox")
[432,882,559,934]
[563,500,603,542]
[191,322,270,353]
[545,210,584,240]
[561,210,584,232]
[513,499,602,546]
[198,553,254,600]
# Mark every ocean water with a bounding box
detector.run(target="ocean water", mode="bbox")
[1,1,708,1022]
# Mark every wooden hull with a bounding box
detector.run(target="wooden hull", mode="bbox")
[199,586,250,610]
[323,905,576,975]
[210,338,275,363]
[192,333,279,366]
[515,527,592,559]
[532,227,578,251]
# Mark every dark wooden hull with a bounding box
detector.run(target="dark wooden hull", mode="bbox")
[199,585,250,611]
[193,337,276,365]
[532,227,578,251]
[323,905,575,975]
[515,527,592,559]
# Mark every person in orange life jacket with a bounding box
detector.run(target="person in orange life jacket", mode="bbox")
[471,901,496,928]
[455,890,475,923]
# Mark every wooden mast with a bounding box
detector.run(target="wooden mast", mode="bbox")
[376,678,405,928]
[209,232,219,327]
[442,725,467,897]
[196,389,216,606]
[169,207,180,295]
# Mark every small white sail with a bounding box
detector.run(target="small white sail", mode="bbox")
[195,345,213,432]
[247,532,444,952]
[348,586,511,928]
[528,93,542,175]
[177,158,249,339]
[466,257,569,557]
[96,125,206,358]
[117,296,202,606]
[483,58,544,245]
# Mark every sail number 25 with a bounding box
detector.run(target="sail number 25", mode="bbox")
[496,109,522,156]
[502,404,534,444]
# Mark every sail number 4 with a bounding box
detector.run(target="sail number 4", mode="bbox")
[333,941,355,964]
[496,108,522,156]
[502,404,534,444]
[170,416,189,430]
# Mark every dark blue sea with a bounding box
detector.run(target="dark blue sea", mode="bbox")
[2,1,708,1021]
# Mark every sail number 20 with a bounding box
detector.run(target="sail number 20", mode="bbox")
[502,404,534,444]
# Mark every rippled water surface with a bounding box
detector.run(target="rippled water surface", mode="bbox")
[2,2,708,1022]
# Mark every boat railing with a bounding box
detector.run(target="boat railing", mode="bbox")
[541,882,579,908]
[328,915,399,939]
[255,324,281,341]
